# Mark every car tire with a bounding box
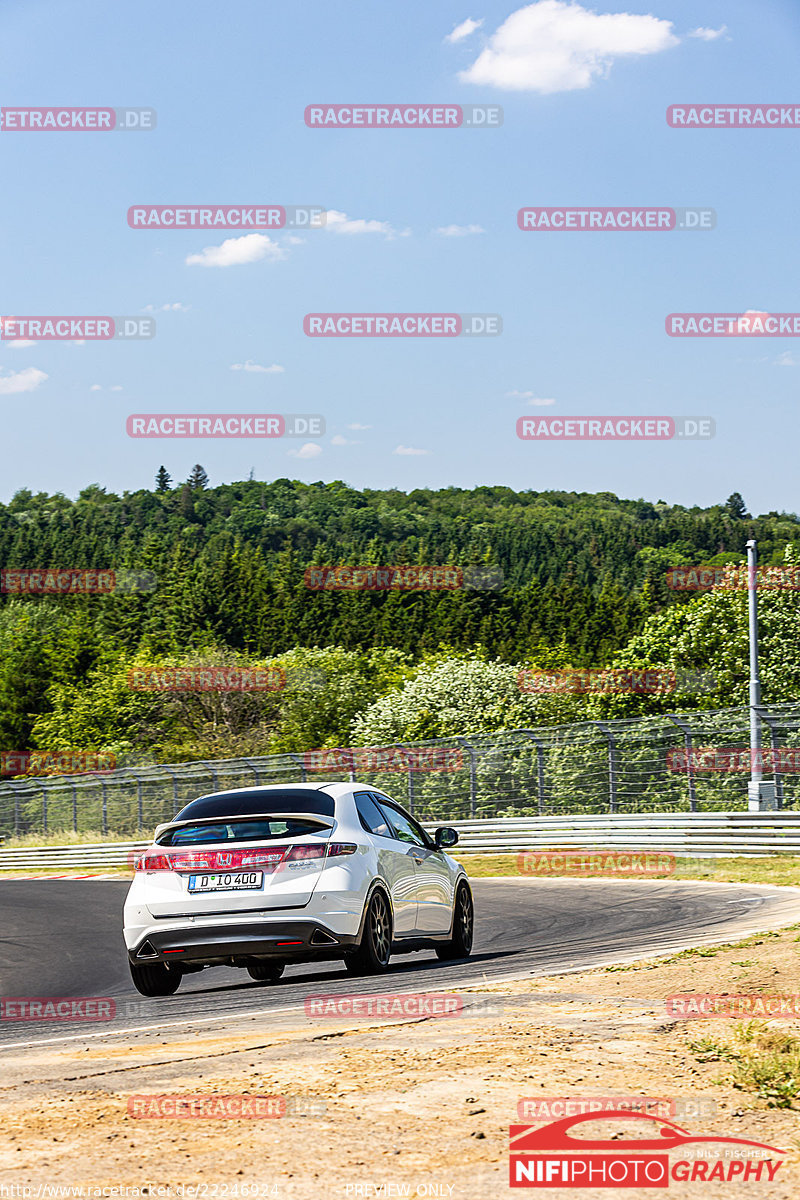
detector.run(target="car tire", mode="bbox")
[246,961,285,983]
[129,961,182,996]
[435,882,474,961]
[344,890,393,975]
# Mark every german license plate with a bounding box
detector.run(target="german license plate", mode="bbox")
[188,871,263,893]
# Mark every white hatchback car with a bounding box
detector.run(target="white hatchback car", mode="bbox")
[124,782,474,996]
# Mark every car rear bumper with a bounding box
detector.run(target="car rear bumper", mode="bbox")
[128,919,360,966]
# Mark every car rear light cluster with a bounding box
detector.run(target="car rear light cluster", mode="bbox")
[134,843,357,872]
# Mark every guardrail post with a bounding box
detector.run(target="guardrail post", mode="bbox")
[760,709,784,809]
[457,738,478,818]
[666,714,697,812]
[592,723,617,814]
[519,731,546,815]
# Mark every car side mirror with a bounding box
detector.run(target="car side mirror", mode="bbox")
[434,827,458,849]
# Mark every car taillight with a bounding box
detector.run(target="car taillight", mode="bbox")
[283,844,327,863]
[135,848,291,872]
[326,843,357,857]
[135,851,172,871]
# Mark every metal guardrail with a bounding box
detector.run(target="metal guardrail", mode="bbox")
[5,813,800,870]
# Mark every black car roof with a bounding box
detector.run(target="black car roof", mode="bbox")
[177,787,335,821]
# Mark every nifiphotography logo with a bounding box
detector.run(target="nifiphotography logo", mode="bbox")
[509,1111,785,1187]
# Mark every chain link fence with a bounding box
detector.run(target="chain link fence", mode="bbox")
[2,704,800,838]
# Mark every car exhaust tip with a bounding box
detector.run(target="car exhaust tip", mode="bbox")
[311,928,338,946]
[136,939,159,959]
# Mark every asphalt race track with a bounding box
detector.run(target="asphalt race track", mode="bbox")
[3,876,800,1045]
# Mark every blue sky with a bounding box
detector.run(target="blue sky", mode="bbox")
[1,0,798,513]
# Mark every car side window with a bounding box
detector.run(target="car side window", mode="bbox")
[354,791,393,839]
[372,795,428,848]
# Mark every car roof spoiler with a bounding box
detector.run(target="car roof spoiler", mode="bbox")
[153,812,336,840]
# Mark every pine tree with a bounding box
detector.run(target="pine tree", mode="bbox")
[725,492,750,520]
[187,464,209,490]
[155,466,172,493]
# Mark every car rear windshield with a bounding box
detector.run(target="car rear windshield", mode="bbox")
[175,788,335,822]
[157,817,329,846]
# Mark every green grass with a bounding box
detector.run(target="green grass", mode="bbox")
[690,1023,800,1109]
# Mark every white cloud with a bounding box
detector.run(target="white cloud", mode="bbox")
[289,442,323,460]
[186,234,287,268]
[324,210,408,239]
[689,26,727,41]
[143,302,190,312]
[230,360,285,374]
[776,351,797,367]
[331,433,361,446]
[347,422,372,430]
[445,17,484,43]
[7,339,36,349]
[459,1,679,93]
[110,385,123,391]
[0,366,47,395]
[434,223,485,237]
[506,390,556,405]
[90,384,102,392]
[393,444,430,456]
[285,235,306,246]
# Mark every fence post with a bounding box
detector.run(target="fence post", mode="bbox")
[129,772,145,832]
[396,745,415,814]
[101,779,108,835]
[519,731,546,815]
[287,753,308,783]
[592,722,617,814]
[72,783,78,833]
[164,766,180,817]
[760,709,784,810]
[666,714,697,812]
[41,784,48,834]
[243,758,262,785]
[457,738,478,818]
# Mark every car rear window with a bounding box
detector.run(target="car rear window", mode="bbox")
[157,817,328,846]
[175,788,335,822]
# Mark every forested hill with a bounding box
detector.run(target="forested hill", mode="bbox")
[1,478,797,665]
